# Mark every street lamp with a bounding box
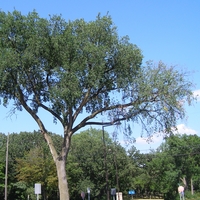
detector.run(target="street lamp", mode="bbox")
[102,122,120,200]
[102,124,110,200]
[113,142,120,200]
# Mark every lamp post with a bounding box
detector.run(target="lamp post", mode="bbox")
[113,142,120,200]
[102,124,110,200]
[102,122,120,200]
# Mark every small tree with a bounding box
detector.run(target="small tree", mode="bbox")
[0,10,194,199]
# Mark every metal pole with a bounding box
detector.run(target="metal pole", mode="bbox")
[102,122,120,200]
[5,133,9,200]
[102,126,109,200]
[113,147,119,200]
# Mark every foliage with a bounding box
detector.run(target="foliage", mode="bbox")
[15,142,58,199]
[183,191,200,200]
[0,131,61,200]
[122,134,200,200]
[0,129,200,200]
[16,147,57,184]
[67,128,131,199]
[67,128,108,199]
[0,10,194,141]
[141,134,200,200]
[163,134,200,190]
[0,162,5,199]
[9,181,27,200]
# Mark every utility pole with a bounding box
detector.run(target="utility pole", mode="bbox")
[102,125,109,200]
[102,122,120,200]
[113,145,119,200]
[5,133,9,200]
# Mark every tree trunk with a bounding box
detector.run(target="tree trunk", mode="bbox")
[180,177,187,189]
[56,159,70,200]
[191,178,194,195]
[43,132,70,200]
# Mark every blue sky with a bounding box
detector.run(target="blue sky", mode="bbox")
[1,0,200,151]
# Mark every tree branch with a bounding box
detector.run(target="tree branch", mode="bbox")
[72,101,141,133]
[73,89,91,121]
[17,86,47,133]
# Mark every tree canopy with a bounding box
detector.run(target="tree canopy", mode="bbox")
[0,10,193,135]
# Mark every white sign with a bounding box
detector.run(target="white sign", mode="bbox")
[35,183,41,194]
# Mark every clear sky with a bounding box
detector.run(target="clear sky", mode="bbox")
[1,0,200,151]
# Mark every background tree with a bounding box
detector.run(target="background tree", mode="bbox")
[4,131,62,200]
[127,148,157,198]
[146,151,178,199]
[1,129,200,199]
[67,128,133,200]
[163,134,200,195]
[125,147,142,194]
[16,147,58,200]
[0,10,194,200]
[67,128,110,199]
[140,134,200,200]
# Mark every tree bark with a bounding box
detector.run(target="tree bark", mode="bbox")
[180,177,187,188]
[56,160,70,200]
[43,132,71,200]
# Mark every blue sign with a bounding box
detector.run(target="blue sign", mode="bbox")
[128,190,135,195]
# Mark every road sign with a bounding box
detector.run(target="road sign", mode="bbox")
[128,190,135,195]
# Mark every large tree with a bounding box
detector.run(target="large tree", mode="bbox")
[0,10,194,200]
